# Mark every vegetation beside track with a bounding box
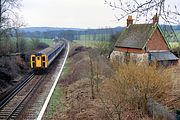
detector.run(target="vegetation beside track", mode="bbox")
[45,86,65,120]
[44,42,179,120]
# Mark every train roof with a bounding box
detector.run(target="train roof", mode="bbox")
[39,41,64,55]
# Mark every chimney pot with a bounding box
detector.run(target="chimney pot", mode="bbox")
[127,15,133,27]
[152,13,159,24]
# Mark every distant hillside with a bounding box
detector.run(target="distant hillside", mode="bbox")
[20,26,124,33]
[20,27,84,32]
[160,25,180,30]
[20,25,180,33]
[20,26,124,41]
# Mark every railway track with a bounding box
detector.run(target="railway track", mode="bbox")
[0,73,48,120]
[0,41,68,119]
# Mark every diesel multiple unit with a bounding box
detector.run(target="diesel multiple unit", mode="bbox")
[30,41,65,70]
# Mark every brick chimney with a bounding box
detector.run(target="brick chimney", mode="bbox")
[152,13,159,24]
[127,15,133,27]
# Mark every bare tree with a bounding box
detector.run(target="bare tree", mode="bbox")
[0,0,22,54]
[0,0,21,31]
[105,0,180,49]
[12,15,25,53]
[105,0,180,24]
[88,49,96,99]
[31,37,40,50]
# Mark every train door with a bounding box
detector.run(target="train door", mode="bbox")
[31,55,36,68]
[36,56,42,67]
[42,55,48,68]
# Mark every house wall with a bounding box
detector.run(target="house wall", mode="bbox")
[147,28,169,51]
[115,47,145,53]
[130,52,148,63]
[110,50,148,63]
[110,50,125,63]
[111,27,170,64]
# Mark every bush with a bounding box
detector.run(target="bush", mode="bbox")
[100,62,172,119]
[36,42,49,50]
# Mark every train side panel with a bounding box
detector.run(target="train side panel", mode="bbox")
[47,43,65,66]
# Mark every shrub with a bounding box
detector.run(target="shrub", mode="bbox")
[100,62,172,119]
[36,42,49,50]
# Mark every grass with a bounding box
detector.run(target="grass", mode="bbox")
[74,40,97,47]
[62,59,71,78]
[175,30,180,40]
[102,62,173,119]
[39,38,54,46]
[45,86,65,119]
[77,34,111,41]
[45,60,72,119]
[24,37,54,46]
[74,40,110,48]
[9,37,54,51]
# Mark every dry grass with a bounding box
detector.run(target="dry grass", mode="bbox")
[45,44,178,120]
[100,62,173,120]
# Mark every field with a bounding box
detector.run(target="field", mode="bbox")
[73,40,110,49]
[175,30,180,40]
[169,30,180,48]
[73,40,98,47]
[24,37,54,46]
[76,34,111,41]
[10,37,54,52]
[169,42,180,48]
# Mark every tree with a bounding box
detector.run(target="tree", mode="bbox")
[105,0,180,50]
[13,15,25,53]
[105,0,180,24]
[0,0,22,54]
[31,37,40,50]
[0,0,21,32]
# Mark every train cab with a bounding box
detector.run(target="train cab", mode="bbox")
[30,53,48,69]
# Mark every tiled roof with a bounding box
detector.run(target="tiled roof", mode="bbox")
[150,51,179,61]
[115,24,156,49]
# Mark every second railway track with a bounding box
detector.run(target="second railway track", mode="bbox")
[0,41,68,120]
[0,73,48,120]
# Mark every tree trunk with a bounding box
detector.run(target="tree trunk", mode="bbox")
[89,56,95,99]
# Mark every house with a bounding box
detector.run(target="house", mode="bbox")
[110,15,179,66]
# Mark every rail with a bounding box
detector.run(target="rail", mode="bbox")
[0,71,34,109]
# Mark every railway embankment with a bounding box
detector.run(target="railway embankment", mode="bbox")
[0,55,29,94]
[45,43,179,120]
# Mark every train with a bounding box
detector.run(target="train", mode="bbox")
[30,41,65,70]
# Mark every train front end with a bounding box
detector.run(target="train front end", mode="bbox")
[30,53,48,69]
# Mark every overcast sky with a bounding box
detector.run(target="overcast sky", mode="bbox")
[20,0,180,28]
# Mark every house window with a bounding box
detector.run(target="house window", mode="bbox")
[124,52,130,63]
[148,53,151,61]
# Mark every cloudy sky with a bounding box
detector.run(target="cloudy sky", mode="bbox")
[20,0,180,28]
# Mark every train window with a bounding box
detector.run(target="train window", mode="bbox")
[37,56,40,60]
[42,56,45,61]
[32,57,35,61]
[42,62,45,67]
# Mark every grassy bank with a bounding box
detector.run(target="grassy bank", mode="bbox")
[44,60,71,119]
[45,86,65,119]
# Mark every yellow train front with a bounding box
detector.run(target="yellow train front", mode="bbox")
[30,53,48,70]
[30,41,65,72]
